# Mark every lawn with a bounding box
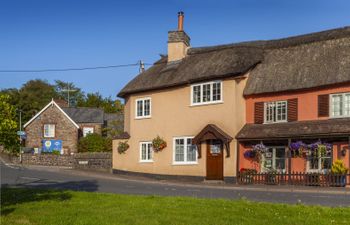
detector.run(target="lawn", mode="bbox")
[1,188,349,225]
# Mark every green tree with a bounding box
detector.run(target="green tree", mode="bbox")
[78,92,123,113]
[0,94,19,154]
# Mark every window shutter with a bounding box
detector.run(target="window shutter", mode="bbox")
[287,98,298,122]
[254,102,264,124]
[318,94,329,117]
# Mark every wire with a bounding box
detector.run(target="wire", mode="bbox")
[0,63,141,73]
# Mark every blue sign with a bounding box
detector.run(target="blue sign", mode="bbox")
[42,140,62,154]
[17,131,26,136]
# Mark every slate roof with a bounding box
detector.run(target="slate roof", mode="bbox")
[118,26,350,98]
[62,107,105,124]
[236,118,350,141]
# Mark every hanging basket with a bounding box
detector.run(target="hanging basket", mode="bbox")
[117,141,129,154]
[152,136,167,152]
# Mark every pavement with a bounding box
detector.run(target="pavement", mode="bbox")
[1,158,350,207]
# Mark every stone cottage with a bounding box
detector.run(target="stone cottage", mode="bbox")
[24,99,122,154]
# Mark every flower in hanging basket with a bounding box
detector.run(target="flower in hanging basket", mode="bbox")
[251,143,267,163]
[289,141,307,158]
[117,141,129,154]
[244,150,255,159]
[308,141,332,157]
[152,136,167,152]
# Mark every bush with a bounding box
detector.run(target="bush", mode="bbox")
[78,133,112,153]
[331,160,348,175]
[52,150,61,155]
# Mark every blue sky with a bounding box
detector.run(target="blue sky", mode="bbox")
[0,0,349,98]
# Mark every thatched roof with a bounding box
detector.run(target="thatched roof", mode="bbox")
[118,26,350,98]
[236,118,350,141]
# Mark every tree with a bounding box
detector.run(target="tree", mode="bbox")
[78,92,123,113]
[18,79,58,123]
[0,93,19,154]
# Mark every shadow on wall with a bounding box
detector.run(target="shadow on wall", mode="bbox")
[1,180,99,216]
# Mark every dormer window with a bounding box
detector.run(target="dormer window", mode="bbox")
[264,101,287,123]
[135,97,151,119]
[191,81,222,105]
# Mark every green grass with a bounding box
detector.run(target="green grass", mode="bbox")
[1,188,349,225]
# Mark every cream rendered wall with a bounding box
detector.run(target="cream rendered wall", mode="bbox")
[113,76,247,178]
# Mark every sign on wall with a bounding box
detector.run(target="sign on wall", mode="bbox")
[42,140,63,154]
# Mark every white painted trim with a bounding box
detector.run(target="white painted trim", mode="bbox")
[263,100,288,124]
[23,100,79,129]
[190,80,223,106]
[139,141,153,163]
[135,97,152,119]
[329,92,350,118]
[172,136,198,165]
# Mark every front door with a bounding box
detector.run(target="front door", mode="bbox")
[206,140,224,180]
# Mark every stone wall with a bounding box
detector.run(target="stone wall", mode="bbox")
[21,154,75,167]
[7,152,112,171]
[74,152,112,171]
[25,103,79,154]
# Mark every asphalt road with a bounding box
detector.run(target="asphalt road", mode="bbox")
[1,161,349,207]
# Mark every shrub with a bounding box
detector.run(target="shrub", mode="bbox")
[331,160,348,175]
[78,133,112,153]
[52,150,60,155]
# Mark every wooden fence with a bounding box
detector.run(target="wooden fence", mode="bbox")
[238,172,350,187]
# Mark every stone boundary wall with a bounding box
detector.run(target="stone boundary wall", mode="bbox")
[4,152,112,171]
[74,152,112,171]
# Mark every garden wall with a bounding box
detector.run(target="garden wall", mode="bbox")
[6,152,112,171]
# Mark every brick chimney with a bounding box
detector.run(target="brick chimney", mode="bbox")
[167,11,190,62]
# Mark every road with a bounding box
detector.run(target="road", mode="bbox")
[1,161,349,207]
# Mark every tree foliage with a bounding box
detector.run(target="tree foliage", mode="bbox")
[0,93,19,153]
[77,133,112,152]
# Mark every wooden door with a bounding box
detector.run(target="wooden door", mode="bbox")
[206,140,224,180]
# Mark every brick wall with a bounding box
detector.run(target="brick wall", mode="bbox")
[25,104,79,154]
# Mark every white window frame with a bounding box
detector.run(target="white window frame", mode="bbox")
[139,141,153,163]
[43,124,55,138]
[306,150,332,173]
[264,100,288,124]
[83,127,94,137]
[190,81,223,106]
[261,146,287,172]
[135,97,151,119]
[172,136,198,165]
[330,92,350,118]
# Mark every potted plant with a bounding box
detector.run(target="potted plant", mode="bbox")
[117,141,129,154]
[152,136,167,152]
[331,160,348,187]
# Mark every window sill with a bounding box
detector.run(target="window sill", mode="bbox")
[172,162,198,166]
[190,101,223,107]
[139,160,154,163]
[329,115,350,119]
[135,116,152,120]
[263,121,288,124]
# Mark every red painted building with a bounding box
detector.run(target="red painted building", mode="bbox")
[236,27,350,175]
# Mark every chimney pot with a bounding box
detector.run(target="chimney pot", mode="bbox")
[177,11,184,31]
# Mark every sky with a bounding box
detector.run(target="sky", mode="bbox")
[0,0,349,98]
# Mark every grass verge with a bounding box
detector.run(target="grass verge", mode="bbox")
[1,187,349,225]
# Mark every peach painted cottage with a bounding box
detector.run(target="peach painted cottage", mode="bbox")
[113,12,350,183]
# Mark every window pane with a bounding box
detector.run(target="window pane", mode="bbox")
[193,85,201,103]
[186,138,196,162]
[202,84,211,102]
[147,143,152,160]
[144,99,150,116]
[141,144,146,160]
[332,95,343,117]
[137,100,143,117]
[345,94,350,116]
[175,139,185,162]
[321,157,331,170]
[212,82,221,101]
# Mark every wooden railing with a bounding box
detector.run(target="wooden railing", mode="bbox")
[238,172,350,187]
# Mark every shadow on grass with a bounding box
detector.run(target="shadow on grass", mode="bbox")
[1,180,99,216]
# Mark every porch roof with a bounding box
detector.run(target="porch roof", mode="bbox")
[236,118,350,141]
